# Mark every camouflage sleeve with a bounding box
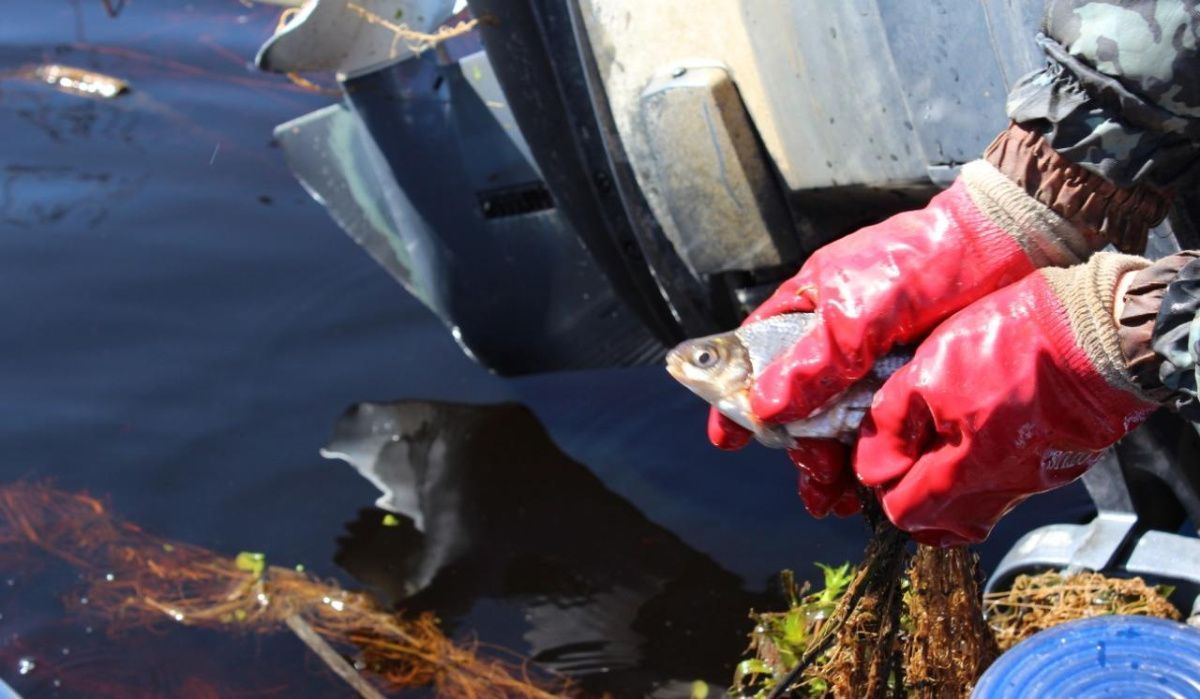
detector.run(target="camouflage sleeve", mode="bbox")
[1006,0,1200,191]
[1151,257,1200,420]
[1119,251,1200,420]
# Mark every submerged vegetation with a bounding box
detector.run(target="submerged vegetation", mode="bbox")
[0,482,566,698]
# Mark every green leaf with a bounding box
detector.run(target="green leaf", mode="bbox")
[816,562,853,603]
[777,648,797,668]
[783,610,807,645]
[737,659,771,677]
[235,551,266,578]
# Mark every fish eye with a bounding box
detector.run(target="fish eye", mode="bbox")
[692,344,720,368]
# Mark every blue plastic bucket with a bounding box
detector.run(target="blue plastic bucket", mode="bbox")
[972,615,1200,698]
[0,677,19,699]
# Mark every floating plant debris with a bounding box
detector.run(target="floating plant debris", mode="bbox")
[24,64,129,99]
[983,570,1180,651]
[0,482,566,698]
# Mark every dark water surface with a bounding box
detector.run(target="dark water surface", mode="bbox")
[0,2,1096,696]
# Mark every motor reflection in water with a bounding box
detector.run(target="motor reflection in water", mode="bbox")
[323,400,779,696]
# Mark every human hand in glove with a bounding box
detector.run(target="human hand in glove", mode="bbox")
[854,253,1158,546]
[708,159,1099,517]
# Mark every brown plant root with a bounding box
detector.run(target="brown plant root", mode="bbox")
[273,8,343,96]
[745,513,1182,699]
[903,546,999,699]
[984,570,1180,651]
[346,3,481,58]
[0,482,568,699]
[768,495,910,699]
[754,496,999,699]
[814,522,908,699]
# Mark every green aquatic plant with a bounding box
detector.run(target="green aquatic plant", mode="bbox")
[234,550,266,578]
[733,563,853,698]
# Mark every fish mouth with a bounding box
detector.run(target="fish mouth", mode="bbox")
[664,350,686,381]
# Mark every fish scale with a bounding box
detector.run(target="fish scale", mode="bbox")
[734,313,818,379]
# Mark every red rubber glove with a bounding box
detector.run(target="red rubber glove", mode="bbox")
[855,253,1158,546]
[709,160,1097,517]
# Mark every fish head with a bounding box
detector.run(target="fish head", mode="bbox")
[666,332,753,416]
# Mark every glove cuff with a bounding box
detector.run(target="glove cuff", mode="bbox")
[1041,252,1156,404]
[960,159,1096,269]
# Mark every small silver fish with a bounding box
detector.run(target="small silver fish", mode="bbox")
[665,314,909,448]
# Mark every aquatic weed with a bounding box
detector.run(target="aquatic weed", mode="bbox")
[0,482,569,698]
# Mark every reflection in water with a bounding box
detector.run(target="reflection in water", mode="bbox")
[0,623,297,699]
[1,164,146,229]
[5,90,141,144]
[324,400,780,695]
[101,0,128,18]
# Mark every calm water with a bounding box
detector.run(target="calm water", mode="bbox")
[0,2,1095,696]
